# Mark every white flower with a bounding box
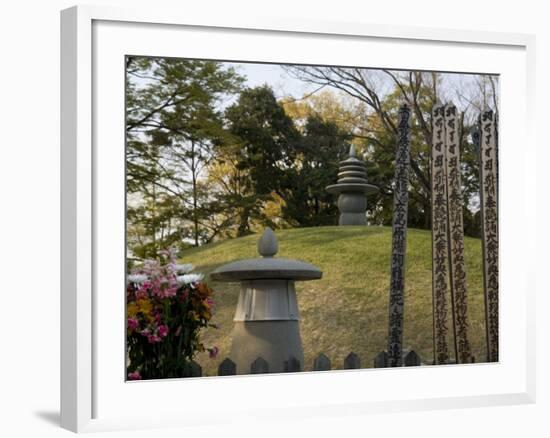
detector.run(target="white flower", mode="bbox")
[176,273,204,285]
[127,274,148,284]
[174,263,194,274]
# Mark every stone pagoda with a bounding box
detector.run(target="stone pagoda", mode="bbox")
[326,145,378,225]
[210,228,322,374]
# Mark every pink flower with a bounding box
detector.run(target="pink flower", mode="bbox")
[128,371,141,380]
[135,288,148,300]
[158,325,169,338]
[208,346,219,359]
[135,281,151,299]
[147,334,162,343]
[162,285,178,298]
[149,280,162,297]
[143,259,160,275]
[127,317,139,331]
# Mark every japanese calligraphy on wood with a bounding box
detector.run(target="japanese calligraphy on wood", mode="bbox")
[387,103,411,367]
[430,104,451,365]
[479,109,499,362]
[444,104,472,364]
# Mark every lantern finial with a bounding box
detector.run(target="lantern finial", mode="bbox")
[257,227,278,258]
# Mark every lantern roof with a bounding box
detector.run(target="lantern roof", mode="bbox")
[210,228,322,282]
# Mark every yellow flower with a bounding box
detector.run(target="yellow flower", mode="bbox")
[127,302,138,318]
[130,298,153,322]
[187,310,199,321]
[137,298,152,314]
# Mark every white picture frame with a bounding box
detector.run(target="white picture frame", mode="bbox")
[60,4,536,433]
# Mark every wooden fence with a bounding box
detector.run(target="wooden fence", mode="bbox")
[186,350,425,377]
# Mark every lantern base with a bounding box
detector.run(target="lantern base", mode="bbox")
[339,212,367,226]
[229,320,304,374]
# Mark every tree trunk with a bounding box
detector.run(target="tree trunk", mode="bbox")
[191,140,199,247]
[237,206,250,237]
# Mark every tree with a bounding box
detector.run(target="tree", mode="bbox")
[223,85,302,235]
[126,57,243,257]
[283,66,494,234]
[283,115,350,226]
[282,90,384,225]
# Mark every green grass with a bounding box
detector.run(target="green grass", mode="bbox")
[181,226,486,376]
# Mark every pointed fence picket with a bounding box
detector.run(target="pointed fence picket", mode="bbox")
[344,352,361,369]
[208,349,426,376]
[313,353,331,371]
[250,356,269,374]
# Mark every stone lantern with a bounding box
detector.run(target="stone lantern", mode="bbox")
[326,145,378,225]
[210,228,322,373]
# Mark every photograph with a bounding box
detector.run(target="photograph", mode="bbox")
[1,0,544,435]
[124,56,499,379]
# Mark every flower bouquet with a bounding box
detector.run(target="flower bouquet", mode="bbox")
[126,249,218,380]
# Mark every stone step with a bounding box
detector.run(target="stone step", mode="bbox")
[337,177,369,184]
[338,170,368,179]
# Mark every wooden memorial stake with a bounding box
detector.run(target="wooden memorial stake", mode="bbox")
[478,109,499,362]
[443,104,472,364]
[430,104,451,364]
[387,104,411,367]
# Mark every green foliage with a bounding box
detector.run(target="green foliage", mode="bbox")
[224,86,354,229]
[282,115,350,226]
[283,67,488,236]
[126,61,490,259]
[126,57,244,257]
[225,85,300,194]
[224,86,301,235]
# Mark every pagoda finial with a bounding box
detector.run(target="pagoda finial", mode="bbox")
[349,144,356,158]
[257,227,278,258]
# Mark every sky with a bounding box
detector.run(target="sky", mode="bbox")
[224,62,498,106]
[129,58,499,120]
[210,61,499,120]
[226,62,318,98]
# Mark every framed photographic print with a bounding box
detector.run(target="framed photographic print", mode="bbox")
[61,4,536,433]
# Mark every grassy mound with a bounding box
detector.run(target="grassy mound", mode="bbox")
[181,226,486,375]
